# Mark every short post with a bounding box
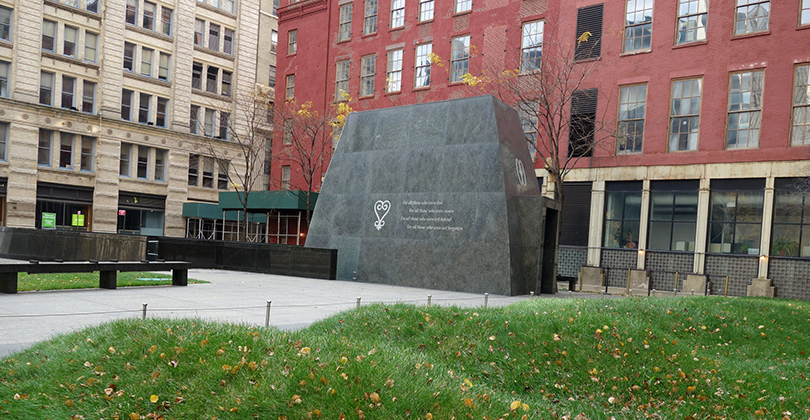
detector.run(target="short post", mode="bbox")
[484,293,489,308]
[652,288,656,297]
[265,301,272,327]
[427,295,432,307]
[356,297,361,308]
[691,288,695,296]
[626,268,631,296]
[675,271,679,290]
[724,275,730,297]
[529,291,535,297]
[142,303,147,319]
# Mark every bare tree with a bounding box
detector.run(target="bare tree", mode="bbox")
[193,86,273,239]
[273,97,353,223]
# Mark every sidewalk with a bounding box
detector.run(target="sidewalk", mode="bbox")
[0,269,597,357]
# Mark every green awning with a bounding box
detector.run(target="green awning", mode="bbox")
[182,202,267,222]
[217,190,317,211]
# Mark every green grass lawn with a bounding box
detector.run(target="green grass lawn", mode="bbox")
[1,297,808,419]
[16,272,207,292]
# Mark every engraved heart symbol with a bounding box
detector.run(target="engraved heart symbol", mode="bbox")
[374,200,391,231]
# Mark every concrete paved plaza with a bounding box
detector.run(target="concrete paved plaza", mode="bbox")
[0,269,598,357]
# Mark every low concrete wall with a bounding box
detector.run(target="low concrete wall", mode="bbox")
[157,237,337,280]
[0,227,146,261]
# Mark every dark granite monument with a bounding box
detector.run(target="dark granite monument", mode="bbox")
[304,96,560,296]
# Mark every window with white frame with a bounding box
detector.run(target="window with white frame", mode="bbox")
[0,123,7,161]
[0,6,10,41]
[803,0,810,25]
[42,20,56,52]
[59,132,74,169]
[141,48,153,76]
[281,165,291,189]
[85,32,98,63]
[190,105,200,134]
[156,97,168,127]
[38,129,53,166]
[450,35,470,83]
[224,28,234,54]
[61,76,76,109]
[792,64,810,146]
[155,149,166,181]
[364,0,378,35]
[419,0,434,21]
[414,43,431,88]
[221,70,232,97]
[64,26,77,58]
[283,118,292,144]
[194,19,205,46]
[455,0,471,14]
[676,0,708,44]
[82,81,95,113]
[124,42,135,71]
[339,4,352,41]
[286,74,295,99]
[624,0,653,52]
[521,20,543,73]
[391,0,404,28]
[335,60,350,101]
[617,84,646,154]
[137,145,149,178]
[40,72,54,105]
[288,29,298,54]
[269,65,276,87]
[669,78,702,152]
[143,1,156,30]
[209,24,220,51]
[387,49,402,93]
[158,52,170,81]
[726,70,764,149]
[0,61,8,98]
[161,7,172,35]
[206,66,219,93]
[734,0,769,35]
[126,0,137,25]
[219,112,230,139]
[192,62,202,89]
[120,143,132,176]
[138,93,151,124]
[121,89,133,120]
[361,54,376,97]
[271,30,278,52]
[80,136,93,172]
[204,108,216,137]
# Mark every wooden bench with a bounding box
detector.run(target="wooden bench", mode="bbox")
[0,260,192,294]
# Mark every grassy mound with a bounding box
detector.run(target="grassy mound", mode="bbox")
[1,297,808,419]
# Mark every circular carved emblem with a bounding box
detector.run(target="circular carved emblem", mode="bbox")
[515,158,527,187]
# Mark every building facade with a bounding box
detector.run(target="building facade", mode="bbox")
[275,0,810,298]
[0,0,263,237]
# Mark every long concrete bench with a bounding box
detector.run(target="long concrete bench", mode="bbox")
[0,260,192,294]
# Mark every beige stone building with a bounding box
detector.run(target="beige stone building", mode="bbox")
[0,0,268,237]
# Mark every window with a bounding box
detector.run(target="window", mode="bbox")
[285,74,295,99]
[419,0,434,21]
[87,0,98,13]
[726,70,763,149]
[143,1,156,30]
[603,182,642,249]
[156,97,168,127]
[121,89,133,120]
[387,49,403,93]
[0,6,11,41]
[623,0,653,52]
[119,143,132,176]
[137,145,149,179]
[204,108,216,137]
[283,118,292,144]
[569,88,597,157]
[617,84,646,154]
[85,32,98,62]
[271,30,278,52]
[126,0,137,25]
[450,35,470,83]
[648,180,699,251]
[38,129,53,166]
[221,71,232,97]
[772,178,810,257]
[391,0,405,28]
[0,61,8,97]
[202,157,214,187]
[361,55,375,97]
[161,7,172,35]
[676,0,708,44]
[190,105,200,134]
[141,48,153,77]
[288,29,298,54]
[209,24,220,51]
[206,66,219,93]
[194,19,205,46]
[521,21,543,72]
[219,112,230,139]
[80,136,93,172]
[414,44,431,88]
[668,78,702,151]
[364,0,378,35]
[82,81,95,113]
[339,5,352,41]
[575,4,603,60]
[139,93,151,123]
[224,28,234,54]
[281,165,291,189]
[455,0,471,14]
[40,72,54,105]
[188,154,198,186]
[336,60,350,100]
[218,161,229,189]
[803,0,810,25]
[123,42,135,71]
[734,0,769,35]
[708,179,764,254]
[224,0,235,13]
[61,76,76,109]
[792,64,810,145]
[60,133,74,169]
[42,20,56,52]
[269,65,276,87]
[192,62,203,89]
[273,0,279,15]
[64,26,78,57]
[158,53,170,81]
[0,123,6,161]
[518,101,538,154]
[155,149,166,181]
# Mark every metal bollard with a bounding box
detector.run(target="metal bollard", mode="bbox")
[142,303,147,319]
[691,288,695,296]
[484,293,489,308]
[530,291,535,297]
[427,295,432,307]
[652,288,656,297]
[265,301,272,327]
[356,297,361,308]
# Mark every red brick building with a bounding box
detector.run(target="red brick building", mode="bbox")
[275,0,810,299]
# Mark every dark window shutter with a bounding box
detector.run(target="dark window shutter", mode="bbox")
[568,88,598,158]
[575,4,603,60]
[559,182,592,246]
